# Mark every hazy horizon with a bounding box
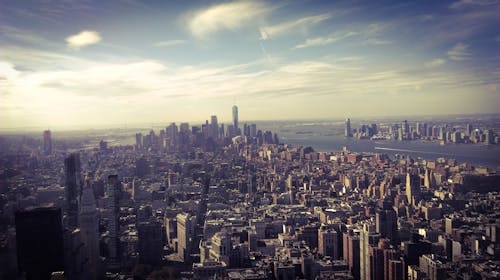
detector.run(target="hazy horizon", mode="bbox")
[1,0,499,129]
[1,112,499,133]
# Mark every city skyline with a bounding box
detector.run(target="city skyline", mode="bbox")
[1,0,499,130]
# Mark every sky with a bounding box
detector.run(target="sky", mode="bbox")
[0,0,499,130]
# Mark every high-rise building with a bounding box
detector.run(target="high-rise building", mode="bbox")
[43,130,52,155]
[232,105,239,132]
[388,260,403,280]
[15,207,65,280]
[318,226,339,259]
[79,178,102,280]
[250,124,257,137]
[419,254,447,280]
[135,133,143,149]
[360,222,380,280]
[406,172,421,206]
[466,123,472,136]
[210,115,219,139]
[166,123,178,149]
[376,208,398,244]
[137,221,163,265]
[105,175,121,267]
[177,212,196,263]
[369,246,384,280]
[345,118,352,137]
[64,153,82,229]
[343,230,360,280]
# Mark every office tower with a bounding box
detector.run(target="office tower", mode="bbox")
[388,260,403,280]
[318,226,338,259]
[105,175,121,267]
[402,120,409,135]
[250,124,257,137]
[210,115,219,139]
[485,129,494,144]
[79,178,102,280]
[43,130,52,155]
[466,123,472,136]
[369,246,384,280]
[64,153,82,229]
[137,221,163,265]
[427,125,433,138]
[210,230,232,265]
[371,123,378,135]
[422,123,428,137]
[376,208,398,244]
[383,248,400,280]
[419,254,446,280]
[64,228,87,280]
[15,207,64,280]
[406,172,421,206]
[232,105,239,131]
[166,123,178,149]
[248,173,257,195]
[345,118,352,137]
[343,231,360,280]
[177,212,196,262]
[135,133,143,149]
[360,222,380,280]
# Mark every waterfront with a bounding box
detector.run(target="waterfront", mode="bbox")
[280,133,500,168]
[253,119,500,168]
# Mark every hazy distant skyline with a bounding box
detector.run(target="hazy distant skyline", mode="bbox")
[1,0,499,129]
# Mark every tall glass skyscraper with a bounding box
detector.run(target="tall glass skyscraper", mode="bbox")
[345,118,352,137]
[232,105,239,131]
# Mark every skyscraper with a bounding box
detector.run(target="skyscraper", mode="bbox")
[137,221,163,265]
[64,153,82,229]
[105,175,121,268]
[43,130,52,155]
[15,207,65,280]
[177,212,196,263]
[79,177,102,280]
[406,172,421,206]
[360,221,380,280]
[318,226,339,259]
[345,118,352,137]
[232,105,239,132]
[210,115,218,139]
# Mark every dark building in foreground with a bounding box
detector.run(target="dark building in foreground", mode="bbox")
[15,207,64,280]
[137,221,163,265]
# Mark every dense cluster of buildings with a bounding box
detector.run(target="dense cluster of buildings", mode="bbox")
[345,118,498,144]
[0,108,499,280]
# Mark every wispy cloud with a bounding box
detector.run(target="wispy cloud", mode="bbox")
[66,30,102,49]
[2,47,498,128]
[293,32,358,49]
[0,26,58,48]
[450,0,500,9]
[153,40,187,47]
[363,38,391,45]
[425,58,446,68]
[447,42,471,60]
[188,0,271,38]
[260,13,331,40]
